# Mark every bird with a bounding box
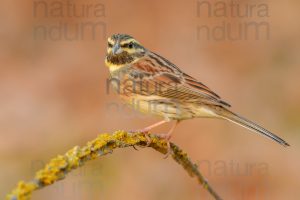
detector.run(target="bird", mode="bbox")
[104,33,289,153]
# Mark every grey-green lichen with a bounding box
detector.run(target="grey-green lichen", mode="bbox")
[6,131,222,200]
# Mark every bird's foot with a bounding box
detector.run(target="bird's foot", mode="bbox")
[129,129,151,147]
[157,133,173,159]
[144,133,152,146]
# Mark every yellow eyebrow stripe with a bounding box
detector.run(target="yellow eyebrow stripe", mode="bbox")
[108,38,114,43]
[120,39,139,45]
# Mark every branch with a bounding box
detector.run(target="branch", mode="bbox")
[6,131,222,200]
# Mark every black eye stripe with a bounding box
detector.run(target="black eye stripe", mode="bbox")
[108,42,113,47]
[121,43,132,48]
[121,41,136,48]
[121,43,129,48]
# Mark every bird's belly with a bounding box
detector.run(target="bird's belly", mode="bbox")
[121,95,217,120]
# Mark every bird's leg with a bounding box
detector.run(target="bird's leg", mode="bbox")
[158,120,180,158]
[133,120,168,146]
[136,120,168,133]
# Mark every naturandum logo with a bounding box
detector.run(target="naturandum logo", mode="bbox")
[196,0,270,41]
[33,0,106,41]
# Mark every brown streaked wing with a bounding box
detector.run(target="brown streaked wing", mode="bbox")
[127,53,231,107]
[182,73,220,98]
[150,52,230,105]
[181,73,231,107]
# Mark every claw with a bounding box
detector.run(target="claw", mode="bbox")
[144,133,151,146]
[163,141,173,159]
[129,120,179,154]
[129,129,151,147]
[132,145,139,151]
[158,133,173,159]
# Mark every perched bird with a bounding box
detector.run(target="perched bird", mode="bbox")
[105,33,289,152]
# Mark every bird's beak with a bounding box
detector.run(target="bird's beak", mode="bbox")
[112,44,123,55]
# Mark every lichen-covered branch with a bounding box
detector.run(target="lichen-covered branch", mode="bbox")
[6,131,222,200]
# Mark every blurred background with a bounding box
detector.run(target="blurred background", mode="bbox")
[0,0,299,199]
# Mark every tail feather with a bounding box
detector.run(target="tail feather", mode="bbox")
[217,108,290,147]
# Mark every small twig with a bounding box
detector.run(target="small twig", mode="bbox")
[6,131,222,200]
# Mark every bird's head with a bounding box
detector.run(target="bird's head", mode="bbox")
[105,34,146,70]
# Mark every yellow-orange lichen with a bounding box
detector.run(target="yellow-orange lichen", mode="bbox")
[6,131,222,200]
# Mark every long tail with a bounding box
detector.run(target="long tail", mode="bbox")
[216,108,290,147]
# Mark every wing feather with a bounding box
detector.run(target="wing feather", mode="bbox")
[126,52,231,107]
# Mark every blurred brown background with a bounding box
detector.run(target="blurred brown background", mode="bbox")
[1,0,299,199]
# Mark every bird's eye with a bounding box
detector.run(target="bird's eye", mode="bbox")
[108,42,113,48]
[128,42,134,48]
